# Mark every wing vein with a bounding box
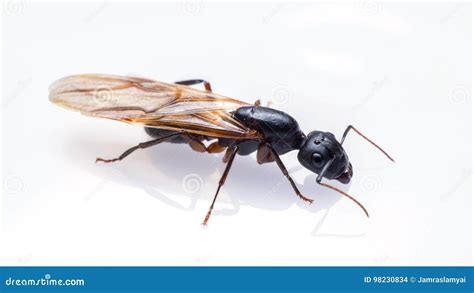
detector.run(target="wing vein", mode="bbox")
[49,74,257,140]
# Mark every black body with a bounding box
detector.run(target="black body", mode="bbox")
[219,106,306,155]
[145,106,352,184]
[145,128,188,143]
[146,106,305,154]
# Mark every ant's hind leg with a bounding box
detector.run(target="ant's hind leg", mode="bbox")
[95,132,181,163]
[175,79,212,92]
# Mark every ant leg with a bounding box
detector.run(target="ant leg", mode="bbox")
[187,140,207,153]
[182,134,207,153]
[182,133,226,154]
[175,79,212,92]
[202,146,239,225]
[266,144,313,204]
[254,99,273,107]
[340,125,394,162]
[207,141,226,153]
[256,143,274,164]
[95,132,181,163]
[186,139,226,154]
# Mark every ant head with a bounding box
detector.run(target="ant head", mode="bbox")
[296,126,394,218]
[297,131,353,184]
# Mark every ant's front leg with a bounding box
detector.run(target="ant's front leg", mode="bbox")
[266,143,314,204]
[175,79,212,92]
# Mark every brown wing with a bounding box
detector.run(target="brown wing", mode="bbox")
[49,74,259,139]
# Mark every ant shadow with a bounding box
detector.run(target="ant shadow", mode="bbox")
[64,132,359,234]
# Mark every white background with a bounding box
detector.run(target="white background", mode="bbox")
[1,2,472,266]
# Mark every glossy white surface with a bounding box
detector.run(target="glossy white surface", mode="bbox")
[1,2,471,265]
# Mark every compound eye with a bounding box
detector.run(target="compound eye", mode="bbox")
[312,153,324,167]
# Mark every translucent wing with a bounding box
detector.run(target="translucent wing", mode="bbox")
[49,74,259,139]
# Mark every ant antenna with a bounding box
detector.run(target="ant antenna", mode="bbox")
[318,181,369,218]
[316,159,369,217]
[340,125,394,162]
